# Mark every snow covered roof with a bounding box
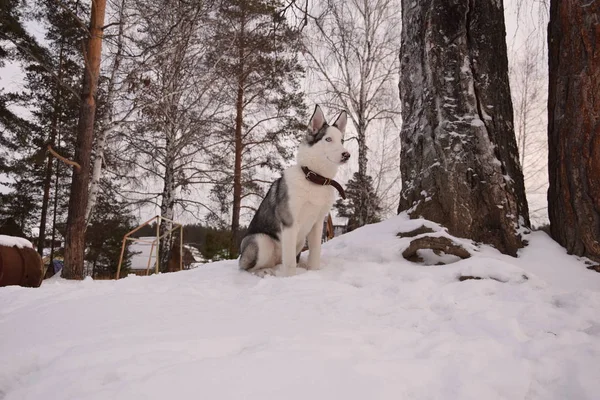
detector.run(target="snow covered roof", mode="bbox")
[331,216,348,226]
[0,234,33,249]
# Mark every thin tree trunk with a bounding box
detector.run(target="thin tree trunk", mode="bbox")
[356,114,368,227]
[547,0,600,263]
[398,0,529,256]
[38,40,64,256]
[62,0,107,280]
[230,80,244,259]
[230,18,245,259]
[159,134,176,272]
[44,156,61,279]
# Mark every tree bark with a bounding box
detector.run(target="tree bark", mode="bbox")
[230,16,245,259]
[159,133,176,272]
[62,0,107,280]
[85,0,126,226]
[230,76,244,259]
[547,0,600,263]
[398,0,529,256]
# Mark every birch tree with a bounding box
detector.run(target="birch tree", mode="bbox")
[398,0,530,256]
[510,34,547,194]
[117,0,227,270]
[303,0,401,228]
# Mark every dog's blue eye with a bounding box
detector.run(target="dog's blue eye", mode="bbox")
[325,137,332,142]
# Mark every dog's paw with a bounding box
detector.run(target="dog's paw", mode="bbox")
[274,264,296,277]
[297,260,309,270]
[304,258,321,271]
[253,268,277,278]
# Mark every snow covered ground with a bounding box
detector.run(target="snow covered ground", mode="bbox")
[1,214,599,400]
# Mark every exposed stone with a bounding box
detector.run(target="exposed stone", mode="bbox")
[402,235,471,265]
[587,265,600,273]
[396,225,436,238]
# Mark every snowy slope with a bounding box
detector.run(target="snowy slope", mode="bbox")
[1,214,600,400]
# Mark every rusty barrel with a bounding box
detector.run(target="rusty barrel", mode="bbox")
[0,245,43,288]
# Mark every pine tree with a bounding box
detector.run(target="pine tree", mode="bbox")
[547,0,600,263]
[334,173,382,232]
[0,0,85,245]
[398,0,530,256]
[207,0,306,257]
[85,180,135,279]
[62,0,107,279]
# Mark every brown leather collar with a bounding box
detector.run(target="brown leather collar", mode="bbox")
[301,166,346,199]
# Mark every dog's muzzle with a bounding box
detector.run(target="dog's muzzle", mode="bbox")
[341,152,350,162]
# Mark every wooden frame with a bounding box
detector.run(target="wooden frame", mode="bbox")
[115,215,183,279]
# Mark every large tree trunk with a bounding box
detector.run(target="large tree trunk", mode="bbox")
[547,1,600,263]
[62,0,107,280]
[398,0,529,256]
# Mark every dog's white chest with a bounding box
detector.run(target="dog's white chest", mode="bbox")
[284,167,336,231]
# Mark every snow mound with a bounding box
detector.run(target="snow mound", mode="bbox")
[1,214,600,400]
[0,235,33,249]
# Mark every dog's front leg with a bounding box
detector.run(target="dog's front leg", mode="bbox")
[306,220,323,270]
[280,226,297,276]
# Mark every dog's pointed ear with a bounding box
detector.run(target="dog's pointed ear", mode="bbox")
[332,111,348,136]
[309,105,326,135]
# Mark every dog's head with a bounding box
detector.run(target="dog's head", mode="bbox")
[297,105,350,177]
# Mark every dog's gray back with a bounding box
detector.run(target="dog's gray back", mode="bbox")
[239,177,293,270]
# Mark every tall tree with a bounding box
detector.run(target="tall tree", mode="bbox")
[547,0,600,263]
[303,0,400,228]
[398,0,530,256]
[63,0,107,279]
[85,0,128,225]
[208,0,306,257]
[509,33,547,194]
[1,0,85,244]
[118,0,226,270]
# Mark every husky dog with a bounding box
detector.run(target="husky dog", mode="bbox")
[239,105,350,277]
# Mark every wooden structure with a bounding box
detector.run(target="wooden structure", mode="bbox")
[116,215,183,279]
[325,214,334,240]
[0,245,43,288]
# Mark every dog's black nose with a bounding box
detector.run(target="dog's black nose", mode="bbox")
[341,152,350,162]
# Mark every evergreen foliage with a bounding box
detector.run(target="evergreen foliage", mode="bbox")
[334,173,382,231]
[206,0,306,257]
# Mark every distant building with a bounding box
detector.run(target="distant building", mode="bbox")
[331,216,349,237]
[128,237,203,276]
